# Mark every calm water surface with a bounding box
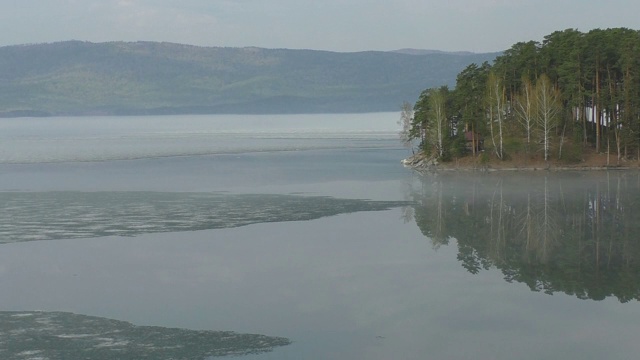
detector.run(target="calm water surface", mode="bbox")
[0,114,639,359]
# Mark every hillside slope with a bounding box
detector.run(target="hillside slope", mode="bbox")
[0,41,499,116]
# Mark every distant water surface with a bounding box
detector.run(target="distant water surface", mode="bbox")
[0,113,398,164]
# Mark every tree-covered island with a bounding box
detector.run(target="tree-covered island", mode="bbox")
[401,28,640,170]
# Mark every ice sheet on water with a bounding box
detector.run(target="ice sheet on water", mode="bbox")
[0,192,411,243]
[0,311,290,359]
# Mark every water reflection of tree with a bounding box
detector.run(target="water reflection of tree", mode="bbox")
[410,172,640,302]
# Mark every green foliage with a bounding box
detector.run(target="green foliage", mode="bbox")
[454,62,491,138]
[559,141,584,164]
[480,152,490,164]
[410,27,640,162]
[503,136,524,155]
[450,136,468,158]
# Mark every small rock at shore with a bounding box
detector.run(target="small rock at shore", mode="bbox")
[401,154,438,169]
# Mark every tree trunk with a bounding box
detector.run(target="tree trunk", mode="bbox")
[596,66,601,153]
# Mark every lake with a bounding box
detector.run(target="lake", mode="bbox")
[0,113,639,359]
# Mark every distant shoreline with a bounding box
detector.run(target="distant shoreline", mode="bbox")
[0,108,392,119]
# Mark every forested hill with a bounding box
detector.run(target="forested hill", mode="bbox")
[0,41,499,117]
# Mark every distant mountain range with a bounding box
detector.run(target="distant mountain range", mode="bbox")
[391,48,480,56]
[0,41,500,117]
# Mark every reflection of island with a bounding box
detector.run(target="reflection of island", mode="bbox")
[409,172,640,302]
[0,311,290,359]
[0,192,410,244]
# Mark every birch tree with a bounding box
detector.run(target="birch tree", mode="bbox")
[535,74,562,161]
[514,76,536,146]
[486,72,506,159]
[427,88,447,158]
[398,101,415,153]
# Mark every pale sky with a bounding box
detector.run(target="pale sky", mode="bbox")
[1,0,639,53]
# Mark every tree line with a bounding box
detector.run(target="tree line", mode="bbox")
[401,28,640,164]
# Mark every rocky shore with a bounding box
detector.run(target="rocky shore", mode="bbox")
[402,152,640,172]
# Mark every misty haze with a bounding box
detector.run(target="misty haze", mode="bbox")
[2,1,640,357]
